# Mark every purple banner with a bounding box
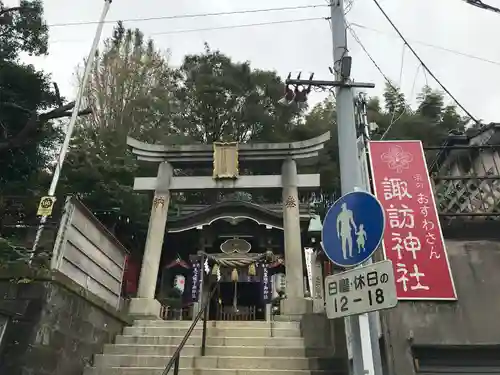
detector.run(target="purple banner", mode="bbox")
[191,261,201,302]
[260,263,272,303]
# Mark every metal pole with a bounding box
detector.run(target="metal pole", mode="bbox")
[173,355,180,375]
[357,94,384,375]
[330,1,376,375]
[31,0,113,255]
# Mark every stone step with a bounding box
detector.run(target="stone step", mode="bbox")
[94,355,340,370]
[103,344,334,358]
[133,320,301,329]
[115,335,307,347]
[84,368,344,375]
[123,326,301,338]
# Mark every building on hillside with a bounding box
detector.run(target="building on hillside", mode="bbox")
[377,129,500,375]
[430,123,500,217]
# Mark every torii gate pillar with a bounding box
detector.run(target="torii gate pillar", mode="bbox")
[129,161,172,319]
[280,158,310,317]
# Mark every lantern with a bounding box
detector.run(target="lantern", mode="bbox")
[231,268,239,282]
[231,268,239,312]
[248,263,256,276]
[211,263,219,275]
[173,274,185,294]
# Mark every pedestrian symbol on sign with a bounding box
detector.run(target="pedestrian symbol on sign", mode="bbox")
[336,203,370,259]
[322,191,385,267]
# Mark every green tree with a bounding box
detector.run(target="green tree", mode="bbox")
[292,96,339,196]
[168,44,306,204]
[60,23,179,226]
[0,0,47,60]
[0,1,89,196]
[295,84,467,209]
[172,43,301,144]
[382,82,407,116]
[80,22,180,143]
[370,85,465,145]
[0,1,75,264]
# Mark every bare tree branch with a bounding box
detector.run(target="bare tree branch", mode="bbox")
[0,101,91,152]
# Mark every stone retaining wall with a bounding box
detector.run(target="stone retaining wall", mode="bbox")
[0,269,130,375]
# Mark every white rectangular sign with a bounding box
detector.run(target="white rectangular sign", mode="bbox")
[324,260,398,319]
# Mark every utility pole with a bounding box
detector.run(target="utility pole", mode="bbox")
[31,0,113,255]
[330,0,377,374]
[356,93,384,375]
[280,1,381,374]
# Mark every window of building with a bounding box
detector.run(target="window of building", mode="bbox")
[413,345,500,374]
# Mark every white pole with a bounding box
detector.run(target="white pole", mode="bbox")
[31,0,113,256]
[330,1,377,375]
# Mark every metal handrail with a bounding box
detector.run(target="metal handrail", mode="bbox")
[162,281,218,375]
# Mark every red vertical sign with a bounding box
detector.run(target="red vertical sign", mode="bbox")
[368,140,457,300]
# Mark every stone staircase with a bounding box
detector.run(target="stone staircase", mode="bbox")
[84,319,347,375]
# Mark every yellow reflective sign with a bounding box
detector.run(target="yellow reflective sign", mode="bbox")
[37,196,56,216]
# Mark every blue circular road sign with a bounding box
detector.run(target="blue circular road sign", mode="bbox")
[321,191,385,267]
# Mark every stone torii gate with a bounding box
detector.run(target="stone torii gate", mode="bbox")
[127,132,330,319]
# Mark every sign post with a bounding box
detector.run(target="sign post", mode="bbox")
[324,260,398,319]
[321,189,396,375]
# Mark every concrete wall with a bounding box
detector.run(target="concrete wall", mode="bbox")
[381,238,500,375]
[0,271,129,375]
[51,197,128,308]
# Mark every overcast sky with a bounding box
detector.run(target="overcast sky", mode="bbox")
[8,0,500,124]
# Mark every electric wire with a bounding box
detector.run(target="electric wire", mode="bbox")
[345,0,355,15]
[409,64,423,100]
[371,0,480,124]
[347,25,396,92]
[49,17,500,70]
[390,44,407,128]
[148,17,329,37]
[51,17,330,43]
[465,0,500,13]
[398,45,406,88]
[349,23,500,68]
[48,4,329,27]
[347,25,405,139]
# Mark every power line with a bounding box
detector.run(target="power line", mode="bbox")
[48,4,329,27]
[465,0,500,13]
[347,25,396,91]
[350,23,500,67]
[49,14,500,69]
[150,17,328,36]
[347,25,406,139]
[51,17,329,43]
[371,0,480,124]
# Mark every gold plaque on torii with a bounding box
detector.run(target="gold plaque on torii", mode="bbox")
[213,142,239,179]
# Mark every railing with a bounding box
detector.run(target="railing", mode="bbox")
[160,305,193,321]
[217,305,256,321]
[162,281,218,375]
[424,144,500,219]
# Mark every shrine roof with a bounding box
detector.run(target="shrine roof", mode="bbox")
[127,132,330,166]
[166,200,312,233]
